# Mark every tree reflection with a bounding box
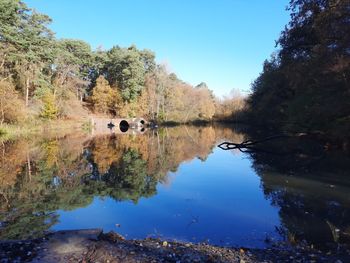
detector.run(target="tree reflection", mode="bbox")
[246,133,350,248]
[84,149,156,203]
[0,126,244,240]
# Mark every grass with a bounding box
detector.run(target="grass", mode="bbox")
[0,117,90,143]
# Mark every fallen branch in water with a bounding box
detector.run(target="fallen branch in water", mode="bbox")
[218,134,291,152]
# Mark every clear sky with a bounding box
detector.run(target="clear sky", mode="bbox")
[24,0,290,97]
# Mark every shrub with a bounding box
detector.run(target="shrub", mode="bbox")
[0,81,26,124]
[40,92,58,120]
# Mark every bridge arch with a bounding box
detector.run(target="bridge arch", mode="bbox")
[119,120,129,132]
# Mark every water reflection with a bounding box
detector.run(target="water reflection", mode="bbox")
[246,134,350,247]
[0,125,349,249]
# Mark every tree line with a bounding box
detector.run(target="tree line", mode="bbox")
[0,0,244,126]
[245,0,350,143]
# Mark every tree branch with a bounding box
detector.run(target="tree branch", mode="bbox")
[218,134,291,151]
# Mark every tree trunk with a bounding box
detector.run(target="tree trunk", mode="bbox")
[25,77,30,107]
[0,98,4,126]
[27,152,32,181]
[184,111,190,123]
[0,108,4,126]
[156,99,160,118]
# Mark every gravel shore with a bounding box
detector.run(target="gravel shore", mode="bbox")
[1,229,349,262]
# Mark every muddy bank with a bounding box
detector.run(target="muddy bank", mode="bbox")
[0,229,349,262]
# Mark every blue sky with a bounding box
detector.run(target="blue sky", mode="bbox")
[24,0,290,97]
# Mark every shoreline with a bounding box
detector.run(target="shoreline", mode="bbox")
[1,229,349,262]
[0,118,91,142]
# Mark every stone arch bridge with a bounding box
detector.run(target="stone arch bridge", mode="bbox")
[90,117,147,135]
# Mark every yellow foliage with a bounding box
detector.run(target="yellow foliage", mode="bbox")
[214,89,246,121]
[40,92,58,119]
[92,76,122,115]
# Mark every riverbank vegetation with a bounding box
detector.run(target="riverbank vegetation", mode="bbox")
[0,0,245,134]
[1,0,348,146]
[245,0,350,143]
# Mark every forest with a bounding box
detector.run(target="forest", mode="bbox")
[0,0,349,145]
[0,0,243,130]
[246,0,350,144]
[1,1,350,261]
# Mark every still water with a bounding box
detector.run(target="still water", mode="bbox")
[0,125,349,249]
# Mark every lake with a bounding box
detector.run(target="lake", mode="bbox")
[0,125,349,249]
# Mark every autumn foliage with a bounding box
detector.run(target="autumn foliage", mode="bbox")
[246,0,350,141]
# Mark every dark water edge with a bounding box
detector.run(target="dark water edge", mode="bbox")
[238,124,350,249]
[0,124,350,252]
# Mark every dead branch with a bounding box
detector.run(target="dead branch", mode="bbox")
[218,134,291,152]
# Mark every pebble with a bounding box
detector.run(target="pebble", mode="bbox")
[1,231,350,263]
